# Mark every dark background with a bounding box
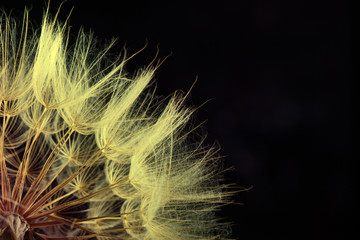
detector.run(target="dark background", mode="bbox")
[1,1,354,239]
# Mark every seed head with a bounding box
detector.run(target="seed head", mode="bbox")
[0,6,234,240]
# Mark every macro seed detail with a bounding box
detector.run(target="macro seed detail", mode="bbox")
[0,6,233,240]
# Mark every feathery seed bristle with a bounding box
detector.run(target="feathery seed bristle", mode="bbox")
[0,5,234,240]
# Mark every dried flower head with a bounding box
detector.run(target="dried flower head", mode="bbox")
[0,5,234,240]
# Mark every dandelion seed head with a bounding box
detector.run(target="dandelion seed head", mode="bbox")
[0,4,235,240]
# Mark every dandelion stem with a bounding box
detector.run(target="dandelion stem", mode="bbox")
[25,182,120,220]
[20,126,73,209]
[12,108,49,210]
[0,100,11,208]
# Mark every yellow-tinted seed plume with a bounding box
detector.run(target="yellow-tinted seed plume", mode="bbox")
[0,5,235,240]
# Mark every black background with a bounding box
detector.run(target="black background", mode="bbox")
[1,1,354,239]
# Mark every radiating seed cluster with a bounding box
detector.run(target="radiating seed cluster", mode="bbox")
[0,7,233,240]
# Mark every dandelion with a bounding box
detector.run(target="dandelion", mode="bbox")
[0,5,234,240]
